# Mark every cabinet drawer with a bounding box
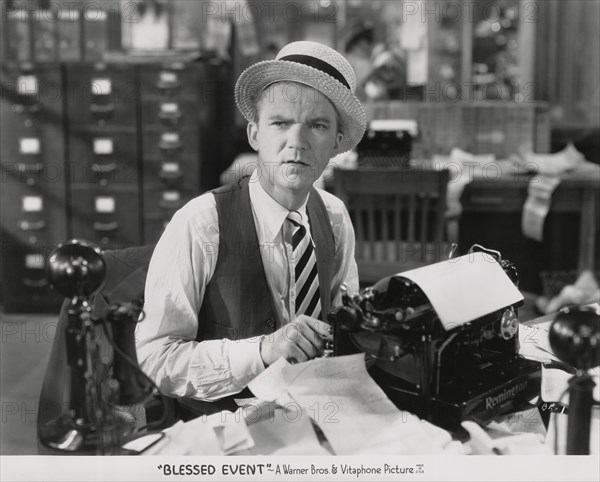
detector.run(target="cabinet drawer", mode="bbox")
[68,130,138,185]
[140,129,199,161]
[138,63,202,99]
[0,64,64,125]
[1,240,64,313]
[139,100,200,129]
[141,158,199,191]
[143,188,197,216]
[70,187,140,249]
[0,124,65,185]
[1,179,67,244]
[64,64,136,126]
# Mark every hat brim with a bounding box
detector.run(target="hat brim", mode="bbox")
[235,60,367,153]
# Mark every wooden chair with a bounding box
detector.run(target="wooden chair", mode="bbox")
[334,168,454,285]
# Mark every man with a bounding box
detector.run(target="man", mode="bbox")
[344,20,376,101]
[136,41,367,415]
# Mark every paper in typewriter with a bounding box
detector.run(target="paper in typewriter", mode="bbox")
[399,251,523,330]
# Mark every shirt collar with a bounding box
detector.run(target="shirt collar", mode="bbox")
[248,169,310,242]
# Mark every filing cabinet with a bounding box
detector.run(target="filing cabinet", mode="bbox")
[1,64,66,312]
[64,63,141,250]
[139,62,209,243]
[1,58,224,312]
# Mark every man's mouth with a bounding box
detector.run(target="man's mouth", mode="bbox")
[284,160,309,167]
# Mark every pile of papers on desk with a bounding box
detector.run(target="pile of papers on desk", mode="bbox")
[246,353,461,455]
[126,354,464,455]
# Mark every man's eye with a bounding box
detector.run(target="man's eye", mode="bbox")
[272,121,288,127]
[313,123,327,130]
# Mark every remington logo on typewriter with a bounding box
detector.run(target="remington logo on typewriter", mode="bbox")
[485,381,528,410]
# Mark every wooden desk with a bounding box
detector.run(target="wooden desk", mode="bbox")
[459,167,599,293]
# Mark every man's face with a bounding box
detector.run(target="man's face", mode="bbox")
[247,82,343,198]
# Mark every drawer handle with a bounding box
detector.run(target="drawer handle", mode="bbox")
[159,169,183,180]
[18,220,47,231]
[158,110,182,122]
[91,162,117,173]
[159,139,182,152]
[159,199,183,210]
[468,196,504,205]
[90,103,115,115]
[93,221,119,232]
[156,79,181,92]
[18,102,41,114]
[17,162,43,173]
[23,278,48,288]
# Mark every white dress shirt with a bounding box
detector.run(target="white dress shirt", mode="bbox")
[136,170,359,401]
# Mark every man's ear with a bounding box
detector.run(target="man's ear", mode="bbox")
[247,121,259,152]
[331,131,344,156]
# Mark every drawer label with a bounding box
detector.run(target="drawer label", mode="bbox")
[95,196,115,213]
[22,196,43,212]
[20,138,41,154]
[93,138,113,155]
[91,78,112,96]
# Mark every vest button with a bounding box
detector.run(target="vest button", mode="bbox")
[265,318,275,328]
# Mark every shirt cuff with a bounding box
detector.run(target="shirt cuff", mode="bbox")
[227,336,266,387]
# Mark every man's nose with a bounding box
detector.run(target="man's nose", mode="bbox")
[286,124,309,150]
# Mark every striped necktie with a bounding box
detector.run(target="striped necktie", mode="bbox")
[287,211,321,320]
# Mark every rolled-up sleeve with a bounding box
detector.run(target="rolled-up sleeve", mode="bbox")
[135,194,265,401]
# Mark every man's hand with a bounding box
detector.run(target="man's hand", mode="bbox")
[259,315,332,367]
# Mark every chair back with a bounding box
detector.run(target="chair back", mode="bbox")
[334,168,451,284]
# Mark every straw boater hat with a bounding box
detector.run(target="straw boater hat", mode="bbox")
[235,41,367,153]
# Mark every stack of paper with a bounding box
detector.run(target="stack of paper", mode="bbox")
[249,353,456,455]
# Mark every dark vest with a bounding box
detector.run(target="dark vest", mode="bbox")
[178,177,335,417]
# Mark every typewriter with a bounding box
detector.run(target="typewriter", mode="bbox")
[355,119,416,168]
[328,245,541,431]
